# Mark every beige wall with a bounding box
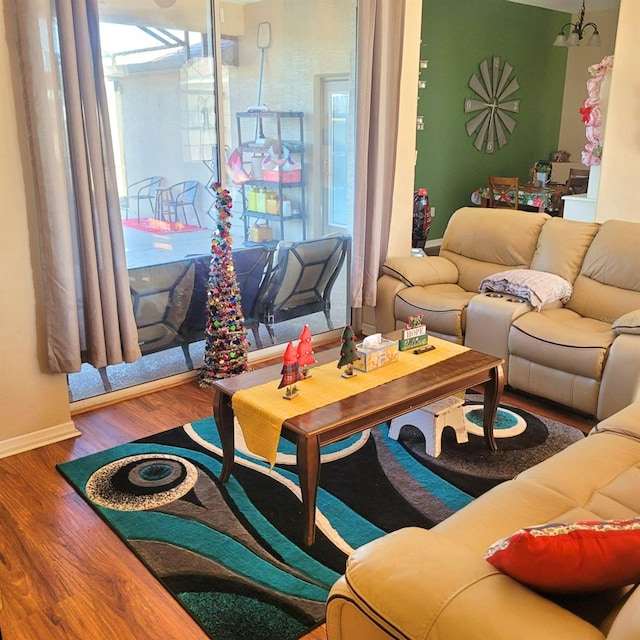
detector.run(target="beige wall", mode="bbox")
[0,2,76,458]
[388,0,421,259]
[557,8,619,163]
[597,0,639,222]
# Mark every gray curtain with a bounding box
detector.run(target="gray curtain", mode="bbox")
[351,0,406,308]
[9,0,141,372]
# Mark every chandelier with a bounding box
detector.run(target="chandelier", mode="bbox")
[553,0,601,47]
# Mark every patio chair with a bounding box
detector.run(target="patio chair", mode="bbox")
[125,176,163,221]
[232,246,274,349]
[177,247,274,353]
[156,181,201,226]
[254,235,350,344]
[97,258,200,390]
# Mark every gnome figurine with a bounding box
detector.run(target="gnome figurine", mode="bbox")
[279,341,301,398]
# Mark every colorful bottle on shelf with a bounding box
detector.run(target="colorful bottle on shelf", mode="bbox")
[247,186,258,211]
[255,187,267,213]
[282,195,292,217]
[266,194,280,215]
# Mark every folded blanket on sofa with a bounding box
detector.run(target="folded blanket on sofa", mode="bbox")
[479,269,572,310]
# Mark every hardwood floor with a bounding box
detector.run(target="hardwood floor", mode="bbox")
[0,378,594,639]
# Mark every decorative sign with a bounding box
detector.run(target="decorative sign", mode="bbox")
[399,315,429,351]
[464,56,520,154]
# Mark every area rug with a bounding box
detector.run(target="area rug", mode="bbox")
[57,396,584,640]
[122,217,207,234]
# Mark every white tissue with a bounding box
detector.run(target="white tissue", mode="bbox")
[362,333,383,349]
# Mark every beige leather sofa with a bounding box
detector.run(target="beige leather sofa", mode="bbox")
[326,402,640,640]
[376,207,640,420]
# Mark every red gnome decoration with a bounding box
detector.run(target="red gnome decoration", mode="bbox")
[279,341,301,399]
[296,324,316,378]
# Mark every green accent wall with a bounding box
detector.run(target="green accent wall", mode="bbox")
[415,0,570,239]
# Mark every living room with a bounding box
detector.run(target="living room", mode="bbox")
[1,0,640,638]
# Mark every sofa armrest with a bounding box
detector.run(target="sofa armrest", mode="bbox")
[375,274,411,334]
[612,309,640,335]
[327,527,604,640]
[381,256,459,287]
[598,334,640,420]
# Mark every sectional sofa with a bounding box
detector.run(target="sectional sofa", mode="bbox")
[375,207,640,421]
[326,401,640,639]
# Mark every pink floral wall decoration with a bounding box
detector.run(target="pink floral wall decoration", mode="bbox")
[580,55,614,166]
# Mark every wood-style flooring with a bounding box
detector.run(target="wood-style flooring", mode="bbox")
[0,377,594,639]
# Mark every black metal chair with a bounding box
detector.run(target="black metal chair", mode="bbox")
[97,257,200,390]
[254,235,350,344]
[125,176,163,221]
[232,246,274,349]
[174,247,273,353]
[156,181,201,226]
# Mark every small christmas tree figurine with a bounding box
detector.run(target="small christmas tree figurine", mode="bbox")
[199,183,249,386]
[296,324,316,378]
[279,341,301,399]
[338,325,360,378]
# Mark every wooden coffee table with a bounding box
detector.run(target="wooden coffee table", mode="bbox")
[212,342,504,546]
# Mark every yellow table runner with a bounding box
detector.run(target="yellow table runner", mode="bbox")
[232,337,468,466]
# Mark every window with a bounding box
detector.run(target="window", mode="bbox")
[68,0,357,402]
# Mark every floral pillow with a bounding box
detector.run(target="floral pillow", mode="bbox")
[484,517,640,593]
[479,269,572,310]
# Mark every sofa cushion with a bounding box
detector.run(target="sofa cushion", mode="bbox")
[484,517,640,594]
[612,309,640,336]
[529,218,599,284]
[439,207,549,292]
[509,309,613,380]
[567,220,640,322]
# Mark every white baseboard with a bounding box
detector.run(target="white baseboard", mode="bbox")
[0,421,81,459]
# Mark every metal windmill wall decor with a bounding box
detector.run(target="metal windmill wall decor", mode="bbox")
[464,56,521,153]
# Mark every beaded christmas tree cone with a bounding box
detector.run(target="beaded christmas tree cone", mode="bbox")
[199,183,249,386]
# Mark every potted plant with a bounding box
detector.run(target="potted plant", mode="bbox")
[534,160,552,186]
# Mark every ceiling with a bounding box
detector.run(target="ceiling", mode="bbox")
[505,0,620,10]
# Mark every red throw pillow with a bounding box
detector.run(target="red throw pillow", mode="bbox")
[484,517,640,593]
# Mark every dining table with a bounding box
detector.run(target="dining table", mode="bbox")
[472,182,560,213]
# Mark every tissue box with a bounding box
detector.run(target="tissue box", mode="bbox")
[399,324,428,351]
[354,338,399,372]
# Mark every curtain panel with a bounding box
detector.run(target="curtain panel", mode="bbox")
[9,0,141,373]
[352,0,406,309]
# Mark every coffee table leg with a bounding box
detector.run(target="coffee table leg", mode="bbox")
[482,363,505,451]
[213,389,235,483]
[297,434,321,546]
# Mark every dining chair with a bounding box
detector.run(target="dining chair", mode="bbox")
[552,168,590,217]
[487,176,519,209]
[566,168,590,195]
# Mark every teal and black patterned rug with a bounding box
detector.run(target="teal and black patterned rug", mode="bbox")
[57,397,583,640]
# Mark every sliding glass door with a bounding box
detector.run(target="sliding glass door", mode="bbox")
[68,0,357,402]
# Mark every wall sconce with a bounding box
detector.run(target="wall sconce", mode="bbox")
[154,0,177,8]
[553,0,601,47]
